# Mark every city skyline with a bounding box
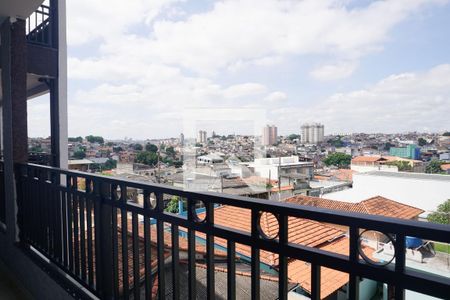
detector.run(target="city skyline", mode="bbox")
[27,0,450,139]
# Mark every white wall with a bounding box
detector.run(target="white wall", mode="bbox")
[351,164,398,173]
[326,172,450,214]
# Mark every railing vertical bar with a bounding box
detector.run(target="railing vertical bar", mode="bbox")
[72,178,80,278]
[156,192,166,300]
[132,212,140,300]
[143,190,152,300]
[66,176,74,273]
[227,240,236,300]
[278,214,288,300]
[80,189,87,282]
[251,209,260,300]
[93,179,102,292]
[121,189,130,299]
[349,226,360,300]
[54,174,63,264]
[311,263,321,300]
[206,202,215,300]
[86,180,94,287]
[112,204,120,299]
[61,186,68,268]
[171,224,180,300]
[395,233,406,300]
[187,198,197,300]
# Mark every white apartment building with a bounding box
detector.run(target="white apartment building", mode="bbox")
[301,123,324,144]
[326,171,450,216]
[196,130,207,144]
[262,125,278,146]
[246,156,314,181]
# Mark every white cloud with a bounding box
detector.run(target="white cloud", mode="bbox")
[222,83,267,98]
[139,0,447,74]
[66,0,182,45]
[264,91,288,103]
[310,61,358,81]
[274,64,450,134]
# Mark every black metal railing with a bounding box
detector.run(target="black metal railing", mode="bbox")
[26,4,52,47]
[0,161,5,225]
[15,163,450,299]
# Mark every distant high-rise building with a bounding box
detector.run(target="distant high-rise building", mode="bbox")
[197,130,207,144]
[262,125,278,146]
[389,144,421,160]
[301,123,324,144]
[180,133,184,146]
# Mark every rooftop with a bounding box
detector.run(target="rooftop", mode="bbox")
[285,195,424,220]
[361,171,450,182]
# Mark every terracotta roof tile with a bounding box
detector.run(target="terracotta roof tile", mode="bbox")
[285,195,424,220]
[288,238,374,299]
[194,205,344,266]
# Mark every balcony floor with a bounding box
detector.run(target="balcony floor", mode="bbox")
[0,260,33,300]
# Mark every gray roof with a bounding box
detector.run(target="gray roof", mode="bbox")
[148,262,297,300]
[362,171,450,182]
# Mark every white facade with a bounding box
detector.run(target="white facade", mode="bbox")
[247,156,314,180]
[196,130,207,144]
[262,125,277,146]
[326,171,450,215]
[301,123,324,144]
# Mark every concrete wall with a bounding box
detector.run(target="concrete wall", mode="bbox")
[326,172,450,214]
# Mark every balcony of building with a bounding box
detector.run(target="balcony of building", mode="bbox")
[0,1,449,300]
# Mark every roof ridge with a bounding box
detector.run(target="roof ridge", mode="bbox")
[361,195,424,213]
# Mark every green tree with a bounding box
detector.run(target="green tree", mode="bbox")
[29,145,43,153]
[383,142,395,151]
[288,134,300,141]
[145,143,158,152]
[425,160,444,174]
[135,151,158,166]
[418,137,427,147]
[387,161,412,171]
[85,135,104,144]
[133,143,143,151]
[443,132,450,136]
[165,196,180,213]
[165,146,175,157]
[323,152,352,168]
[113,146,123,153]
[427,199,450,225]
[73,150,86,159]
[68,136,83,143]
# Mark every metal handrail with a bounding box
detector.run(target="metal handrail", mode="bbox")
[15,162,450,299]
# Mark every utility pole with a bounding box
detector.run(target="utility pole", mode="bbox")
[157,145,161,183]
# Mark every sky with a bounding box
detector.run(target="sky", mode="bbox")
[28,0,450,139]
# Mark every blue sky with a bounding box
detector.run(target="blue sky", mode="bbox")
[28,0,450,139]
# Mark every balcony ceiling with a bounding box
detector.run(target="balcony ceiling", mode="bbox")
[0,71,48,104]
[0,0,45,23]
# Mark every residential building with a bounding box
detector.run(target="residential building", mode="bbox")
[389,144,421,160]
[326,171,450,216]
[197,130,207,144]
[262,124,277,146]
[179,133,184,146]
[301,123,325,144]
[0,1,448,300]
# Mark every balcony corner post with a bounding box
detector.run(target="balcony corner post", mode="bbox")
[98,182,114,299]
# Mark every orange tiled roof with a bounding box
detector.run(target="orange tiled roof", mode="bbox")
[195,205,344,266]
[285,195,424,219]
[288,238,375,299]
[351,156,387,163]
[441,164,450,171]
[360,196,424,219]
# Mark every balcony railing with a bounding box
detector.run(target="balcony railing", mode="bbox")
[0,161,4,225]
[15,163,450,299]
[26,4,53,47]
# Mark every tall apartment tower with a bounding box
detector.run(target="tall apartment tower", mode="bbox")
[263,125,278,146]
[301,123,324,144]
[180,133,184,146]
[197,130,207,144]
